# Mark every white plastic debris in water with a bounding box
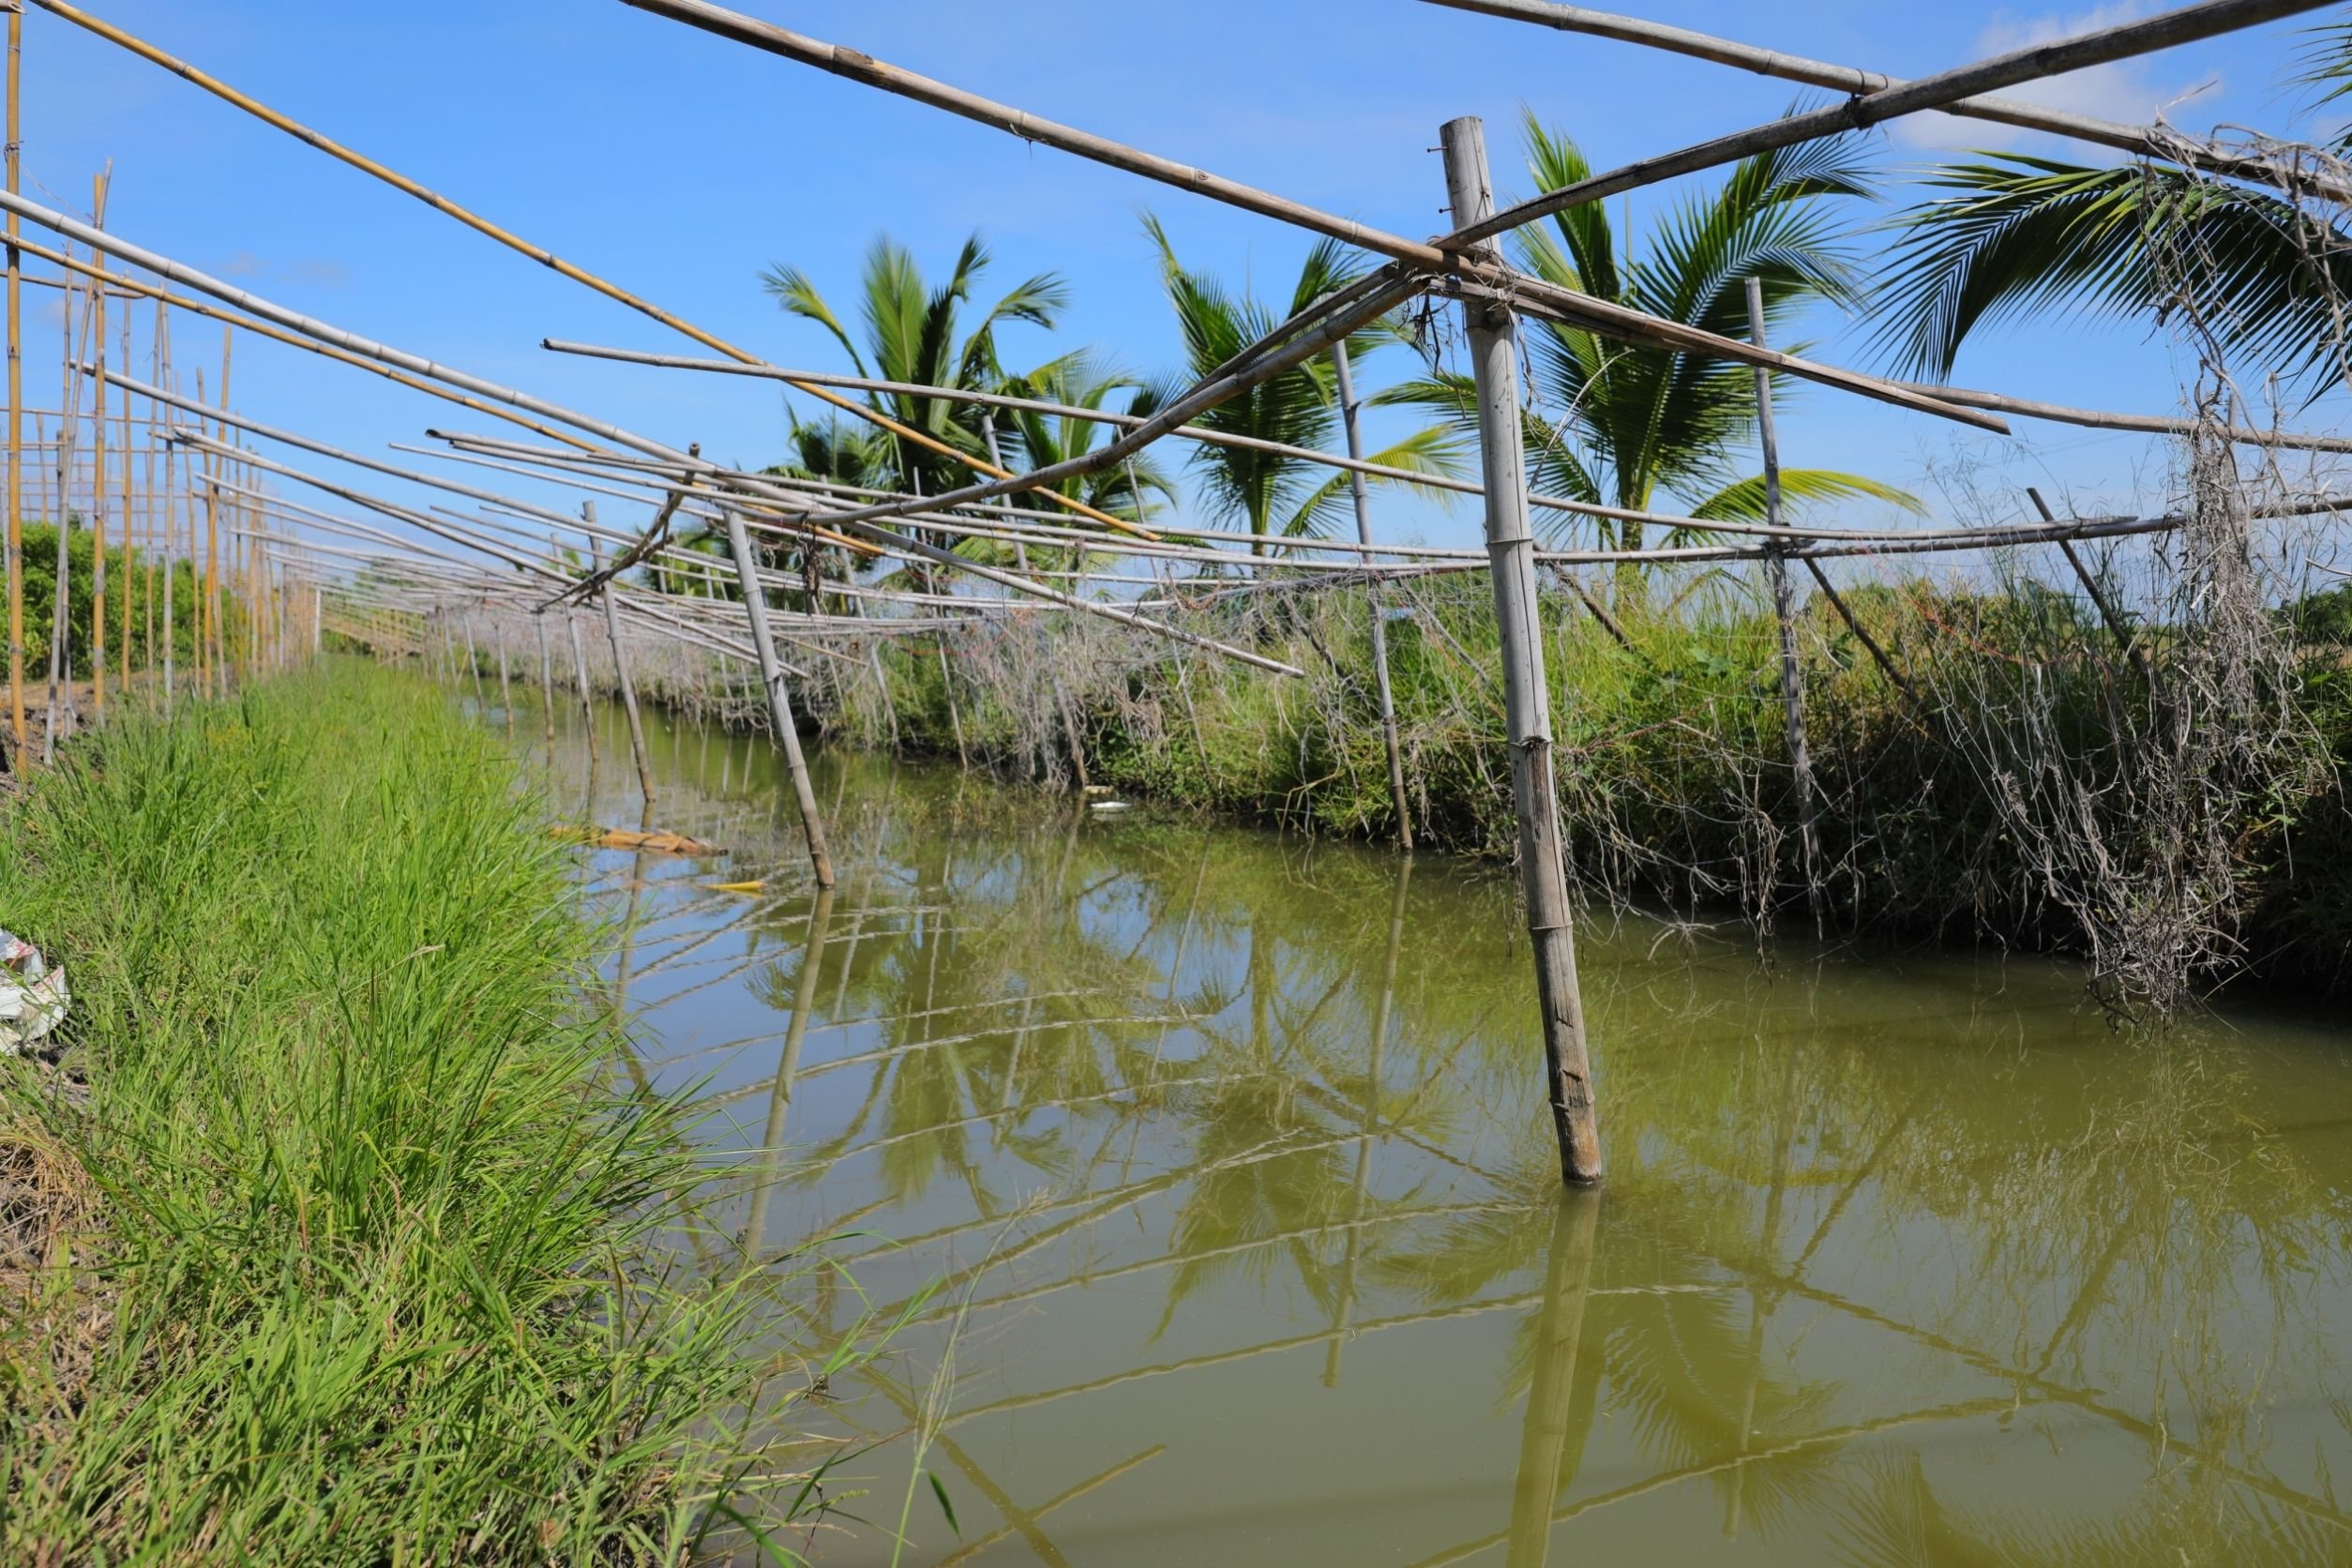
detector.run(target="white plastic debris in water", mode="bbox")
[1089,801,1133,814]
[0,930,68,1056]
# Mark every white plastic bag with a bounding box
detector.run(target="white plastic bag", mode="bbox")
[0,929,68,1056]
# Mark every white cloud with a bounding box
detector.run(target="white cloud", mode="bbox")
[1891,1,2220,154]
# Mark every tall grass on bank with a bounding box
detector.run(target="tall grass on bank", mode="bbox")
[0,666,782,1562]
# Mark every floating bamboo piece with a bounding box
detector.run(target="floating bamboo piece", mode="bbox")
[1747,279,1822,933]
[1443,116,1600,1187]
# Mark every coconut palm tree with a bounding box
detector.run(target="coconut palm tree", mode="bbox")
[1142,214,1466,554]
[760,233,1066,498]
[1388,113,1922,599]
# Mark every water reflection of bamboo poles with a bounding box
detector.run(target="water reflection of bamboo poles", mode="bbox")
[1325,855,1410,1387]
[1506,1194,1601,1568]
[741,886,833,1260]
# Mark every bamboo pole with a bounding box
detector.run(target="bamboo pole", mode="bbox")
[532,611,556,739]
[565,611,597,766]
[1448,0,2335,249]
[25,0,1141,535]
[3,0,21,758]
[495,629,512,731]
[590,514,657,807]
[1745,279,1821,932]
[211,324,228,698]
[460,610,486,710]
[723,506,835,889]
[6,193,1304,671]
[1331,336,1412,851]
[1442,117,1600,1187]
[2027,486,2153,677]
[159,313,174,714]
[1415,0,2351,203]
[117,264,131,685]
[87,168,108,716]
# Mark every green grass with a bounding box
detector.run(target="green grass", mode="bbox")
[0,664,795,1563]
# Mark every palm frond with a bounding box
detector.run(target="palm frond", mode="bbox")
[1687,469,1928,523]
[1871,155,2352,391]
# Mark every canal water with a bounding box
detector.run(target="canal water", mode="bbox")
[523,693,2352,1565]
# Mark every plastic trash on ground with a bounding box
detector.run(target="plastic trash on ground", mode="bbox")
[0,930,69,1056]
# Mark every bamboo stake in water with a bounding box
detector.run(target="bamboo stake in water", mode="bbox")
[590,510,657,807]
[496,628,513,730]
[1442,115,1601,1187]
[723,505,835,889]
[1744,278,1821,933]
[565,611,598,765]
[1332,336,1413,851]
[3,0,21,758]
[534,611,555,740]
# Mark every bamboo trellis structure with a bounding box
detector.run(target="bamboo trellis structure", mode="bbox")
[2,0,2344,1185]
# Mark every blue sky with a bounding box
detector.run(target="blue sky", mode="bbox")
[11,0,2345,561]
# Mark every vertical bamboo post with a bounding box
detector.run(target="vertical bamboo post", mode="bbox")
[589,511,656,807]
[982,412,1089,790]
[44,260,81,763]
[88,169,108,717]
[1331,336,1413,850]
[1441,115,1601,1186]
[117,269,131,686]
[1743,279,1821,932]
[723,506,835,889]
[534,611,555,740]
[460,610,486,710]
[3,0,22,759]
[209,325,228,698]
[311,584,321,656]
[496,627,513,731]
[565,612,597,762]
[159,333,175,715]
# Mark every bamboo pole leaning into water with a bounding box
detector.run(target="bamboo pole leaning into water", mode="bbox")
[1745,279,1821,932]
[589,509,657,807]
[1442,116,1601,1187]
[722,506,835,889]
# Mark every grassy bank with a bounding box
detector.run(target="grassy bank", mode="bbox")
[0,665,777,1562]
[805,568,2352,1002]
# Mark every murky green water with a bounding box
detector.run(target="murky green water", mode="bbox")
[524,692,2352,1565]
